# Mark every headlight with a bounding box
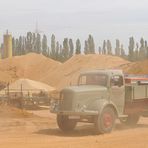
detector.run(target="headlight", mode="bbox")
[50,99,59,112]
[75,104,87,112]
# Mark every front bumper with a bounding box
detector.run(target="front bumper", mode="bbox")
[50,99,98,116]
[51,110,98,116]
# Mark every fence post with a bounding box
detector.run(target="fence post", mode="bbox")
[7,82,10,105]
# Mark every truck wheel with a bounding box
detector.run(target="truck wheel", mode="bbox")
[57,115,77,132]
[120,114,140,126]
[94,107,116,134]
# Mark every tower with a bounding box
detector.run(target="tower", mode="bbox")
[3,30,12,58]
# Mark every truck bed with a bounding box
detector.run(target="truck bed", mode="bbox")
[124,84,148,115]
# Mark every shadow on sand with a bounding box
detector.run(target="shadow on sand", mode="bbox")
[35,122,148,137]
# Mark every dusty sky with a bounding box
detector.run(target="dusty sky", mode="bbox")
[0,0,148,49]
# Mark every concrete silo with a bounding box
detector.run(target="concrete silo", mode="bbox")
[3,31,12,58]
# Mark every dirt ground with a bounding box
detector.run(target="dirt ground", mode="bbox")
[0,109,148,148]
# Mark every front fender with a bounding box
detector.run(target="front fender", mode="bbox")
[87,99,119,117]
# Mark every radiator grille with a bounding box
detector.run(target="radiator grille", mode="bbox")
[60,92,73,111]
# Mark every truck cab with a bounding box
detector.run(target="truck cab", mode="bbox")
[50,69,148,134]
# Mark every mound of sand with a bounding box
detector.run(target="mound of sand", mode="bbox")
[0,53,131,90]
[0,79,55,95]
[120,59,148,74]
[0,53,61,83]
[41,54,130,89]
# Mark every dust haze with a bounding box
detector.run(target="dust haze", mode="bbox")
[0,0,148,148]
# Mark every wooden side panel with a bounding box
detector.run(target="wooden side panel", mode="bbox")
[125,85,148,115]
[133,86,146,100]
[124,98,148,115]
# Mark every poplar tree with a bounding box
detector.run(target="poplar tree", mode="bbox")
[107,40,112,55]
[69,39,74,57]
[26,32,33,53]
[36,33,41,53]
[55,41,60,60]
[88,35,95,54]
[121,44,126,58]
[84,40,89,54]
[42,34,48,56]
[115,39,120,56]
[50,34,56,58]
[139,38,145,60]
[128,37,135,61]
[98,46,102,54]
[134,43,139,61]
[75,39,81,54]
[102,40,106,54]
[12,37,16,56]
[62,38,69,61]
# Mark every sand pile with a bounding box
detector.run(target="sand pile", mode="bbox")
[0,53,61,83]
[41,54,130,89]
[0,53,130,90]
[0,79,55,95]
[120,59,148,74]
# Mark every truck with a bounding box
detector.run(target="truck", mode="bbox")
[50,69,148,134]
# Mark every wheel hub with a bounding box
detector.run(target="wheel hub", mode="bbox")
[103,113,113,128]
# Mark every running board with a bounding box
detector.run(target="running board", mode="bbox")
[118,115,128,118]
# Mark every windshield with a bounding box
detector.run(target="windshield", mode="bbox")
[78,74,108,87]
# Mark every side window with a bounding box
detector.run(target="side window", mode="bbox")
[79,76,86,85]
[111,75,123,87]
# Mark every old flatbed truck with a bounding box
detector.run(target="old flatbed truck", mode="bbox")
[50,69,148,134]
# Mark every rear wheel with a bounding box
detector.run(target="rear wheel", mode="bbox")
[57,115,77,132]
[94,107,116,134]
[120,114,140,126]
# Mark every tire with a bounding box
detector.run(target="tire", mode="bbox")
[94,107,116,134]
[57,115,77,132]
[120,114,140,126]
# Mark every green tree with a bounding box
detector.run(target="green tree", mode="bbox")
[88,35,95,54]
[102,40,106,54]
[115,39,120,56]
[0,43,4,58]
[69,39,74,57]
[107,40,112,55]
[42,34,48,56]
[21,36,26,55]
[55,41,60,60]
[32,33,35,52]
[134,43,139,61]
[12,37,16,56]
[58,44,63,61]
[18,36,23,55]
[50,34,56,59]
[62,38,69,61]
[145,40,148,59]
[139,38,145,60]
[120,44,126,58]
[36,33,41,53]
[75,39,81,54]
[128,37,135,61]
[98,46,102,54]
[15,39,19,56]
[84,40,89,54]
[26,32,33,53]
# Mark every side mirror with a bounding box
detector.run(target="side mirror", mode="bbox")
[111,78,114,86]
[118,83,122,87]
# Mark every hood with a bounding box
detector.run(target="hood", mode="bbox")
[62,85,107,93]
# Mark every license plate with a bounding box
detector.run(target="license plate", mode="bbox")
[68,116,80,119]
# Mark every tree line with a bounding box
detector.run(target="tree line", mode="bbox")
[1,32,148,62]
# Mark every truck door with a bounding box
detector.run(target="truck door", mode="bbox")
[110,75,125,115]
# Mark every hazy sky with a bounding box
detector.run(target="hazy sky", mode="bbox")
[1,0,148,49]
